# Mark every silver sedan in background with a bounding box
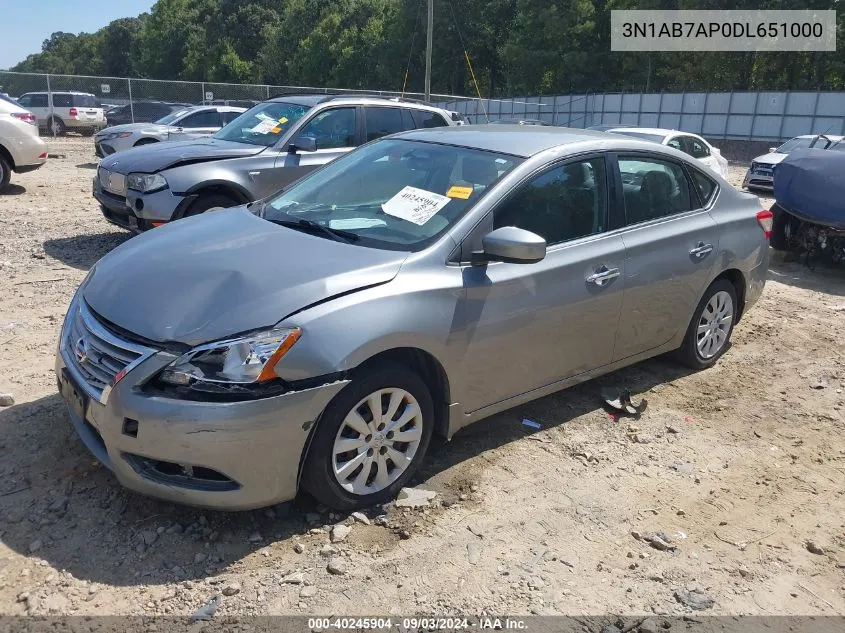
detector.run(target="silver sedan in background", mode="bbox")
[93,105,246,156]
[57,126,771,511]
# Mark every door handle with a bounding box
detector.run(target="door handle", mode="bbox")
[689,242,713,258]
[586,266,621,287]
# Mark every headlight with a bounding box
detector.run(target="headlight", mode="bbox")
[99,131,133,141]
[159,327,302,387]
[127,173,168,193]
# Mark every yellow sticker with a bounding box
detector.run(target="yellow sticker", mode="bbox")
[446,185,473,199]
[278,117,288,124]
[270,127,282,134]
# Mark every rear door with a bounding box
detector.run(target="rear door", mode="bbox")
[612,153,720,361]
[456,154,627,412]
[270,106,360,190]
[363,106,414,142]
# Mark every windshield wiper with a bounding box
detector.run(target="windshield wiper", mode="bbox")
[267,218,360,243]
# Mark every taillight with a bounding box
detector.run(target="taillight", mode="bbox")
[10,112,36,125]
[69,107,78,117]
[756,209,774,240]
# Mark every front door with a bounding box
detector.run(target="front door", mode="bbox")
[613,154,720,360]
[456,156,627,412]
[272,106,360,188]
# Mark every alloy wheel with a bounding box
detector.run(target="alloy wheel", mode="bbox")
[331,388,424,495]
[696,290,733,359]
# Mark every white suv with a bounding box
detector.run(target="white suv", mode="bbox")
[16,91,106,136]
[0,95,47,191]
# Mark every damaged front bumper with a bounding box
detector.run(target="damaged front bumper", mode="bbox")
[55,316,348,510]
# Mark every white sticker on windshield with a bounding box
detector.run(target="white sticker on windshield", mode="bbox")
[381,186,450,226]
[249,119,278,134]
[329,218,387,230]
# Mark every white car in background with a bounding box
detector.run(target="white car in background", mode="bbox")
[608,127,729,178]
[16,91,106,136]
[0,94,47,191]
[93,105,247,157]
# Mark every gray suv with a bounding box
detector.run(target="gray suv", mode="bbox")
[93,94,457,232]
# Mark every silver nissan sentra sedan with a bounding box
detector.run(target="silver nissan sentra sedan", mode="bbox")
[56,126,771,510]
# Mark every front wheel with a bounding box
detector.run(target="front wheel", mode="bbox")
[184,193,239,217]
[675,279,738,370]
[0,155,11,192]
[301,363,434,510]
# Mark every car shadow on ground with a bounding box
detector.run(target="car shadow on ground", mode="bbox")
[768,251,845,297]
[0,184,26,196]
[43,232,131,270]
[0,356,694,588]
[76,162,98,169]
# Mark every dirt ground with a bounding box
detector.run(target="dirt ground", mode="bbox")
[0,137,844,619]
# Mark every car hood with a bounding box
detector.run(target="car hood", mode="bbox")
[751,152,787,166]
[98,138,265,174]
[82,209,409,347]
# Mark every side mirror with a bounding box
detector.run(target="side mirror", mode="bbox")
[473,226,546,264]
[289,135,316,153]
[769,147,777,153]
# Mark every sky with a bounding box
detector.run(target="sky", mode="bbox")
[0,0,154,69]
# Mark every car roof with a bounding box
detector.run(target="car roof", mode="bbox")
[266,93,445,112]
[395,125,618,158]
[21,91,96,96]
[789,134,844,141]
[609,127,694,137]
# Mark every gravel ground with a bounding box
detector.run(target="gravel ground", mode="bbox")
[0,138,843,619]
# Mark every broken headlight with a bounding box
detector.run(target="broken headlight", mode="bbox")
[158,327,302,387]
[127,173,168,193]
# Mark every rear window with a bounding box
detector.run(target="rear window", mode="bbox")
[411,109,448,128]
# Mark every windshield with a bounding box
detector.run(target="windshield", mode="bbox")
[775,137,820,153]
[155,109,189,125]
[213,101,309,146]
[612,130,666,143]
[261,138,522,251]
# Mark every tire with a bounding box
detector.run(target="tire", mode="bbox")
[675,279,738,370]
[0,155,11,192]
[770,205,794,252]
[80,128,96,137]
[301,362,435,510]
[48,117,66,136]
[184,193,239,217]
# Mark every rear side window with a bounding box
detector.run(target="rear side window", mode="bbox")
[684,136,710,158]
[619,157,693,224]
[73,95,99,107]
[364,107,408,141]
[221,110,242,124]
[52,94,73,107]
[690,169,718,206]
[411,109,448,128]
[179,110,221,128]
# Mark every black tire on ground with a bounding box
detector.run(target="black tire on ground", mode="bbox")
[769,205,792,252]
[301,362,435,510]
[675,279,738,370]
[48,117,66,136]
[80,128,96,137]
[183,193,239,217]
[134,138,159,147]
[0,155,11,192]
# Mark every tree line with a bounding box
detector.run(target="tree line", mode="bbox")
[7,0,845,96]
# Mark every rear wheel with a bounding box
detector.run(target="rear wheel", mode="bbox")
[675,279,737,370]
[184,193,239,217]
[0,155,11,192]
[48,117,66,136]
[302,363,434,510]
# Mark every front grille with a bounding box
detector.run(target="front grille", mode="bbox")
[97,167,127,196]
[62,300,156,403]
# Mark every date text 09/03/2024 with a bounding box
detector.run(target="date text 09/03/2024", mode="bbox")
[306,617,528,630]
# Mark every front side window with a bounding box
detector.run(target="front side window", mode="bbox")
[299,107,357,149]
[619,157,693,224]
[261,138,522,251]
[213,101,310,147]
[492,158,608,246]
[156,109,189,125]
[179,110,221,128]
[364,107,409,142]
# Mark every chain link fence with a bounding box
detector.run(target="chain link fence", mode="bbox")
[0,71,480,137]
